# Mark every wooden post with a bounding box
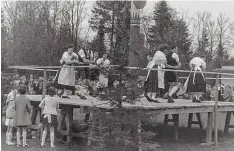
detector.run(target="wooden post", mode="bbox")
[214,74,219,146]
[138,117,142,151]
[88,110,95,146]
[207,112,213,144]
[42,69,47,99]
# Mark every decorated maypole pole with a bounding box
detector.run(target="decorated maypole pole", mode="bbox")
[128,0,147,76]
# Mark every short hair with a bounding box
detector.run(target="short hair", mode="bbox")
[18,85,27,94]
[48,86,56,96]
[67,44,74,49]
[159,44,169,52]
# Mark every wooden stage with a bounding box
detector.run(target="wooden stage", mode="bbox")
[27,95,234,147]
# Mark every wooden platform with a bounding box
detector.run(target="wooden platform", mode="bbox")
[27,95,234,113]
[26,95,234,147]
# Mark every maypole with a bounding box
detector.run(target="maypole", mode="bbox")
[128,0,147,76]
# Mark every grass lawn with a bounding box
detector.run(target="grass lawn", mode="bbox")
[1,109,234,151]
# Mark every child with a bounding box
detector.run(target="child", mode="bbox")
[184,56,206,103]
[14,85,32,147]
[144,55,153,100]
[75,80,87,100]
[39,86,59,147]
[5,83,17,145]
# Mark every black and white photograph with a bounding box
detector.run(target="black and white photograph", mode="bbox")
[1,0,234,150]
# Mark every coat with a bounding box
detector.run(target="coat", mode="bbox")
[14,95,32,126]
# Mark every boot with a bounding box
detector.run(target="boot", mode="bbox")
[167,96,175,103]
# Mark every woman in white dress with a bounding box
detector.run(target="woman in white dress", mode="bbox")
[54,44,80,98]
[185,56,206,103]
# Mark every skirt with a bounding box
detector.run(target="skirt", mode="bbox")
[77,67,90,80]
[145,65,160,93]
[54,68,75,91]
[165,71,178,83]
[5,118,15,127]
[186,72,206,93]
[90,69,99,81]
[41,114,58,127]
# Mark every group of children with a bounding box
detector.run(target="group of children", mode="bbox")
[144,44,207,103]
[5,83,59,148]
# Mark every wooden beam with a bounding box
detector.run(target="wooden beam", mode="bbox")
[214,74,219,146]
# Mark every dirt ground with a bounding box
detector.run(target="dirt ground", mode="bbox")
[1,109,234,151]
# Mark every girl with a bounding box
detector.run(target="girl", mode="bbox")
[5,83,17,145]
[39,86,59,147]
[15,85,32,147]
[89,52,100,93]
[185,56,206,103]
[54,44,79,98]
[144,44,168,103]
[144,54,153,100]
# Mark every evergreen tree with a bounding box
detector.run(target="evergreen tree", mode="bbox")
[90,22,106,56]
[89,1,130,65]
[148,0,192,69]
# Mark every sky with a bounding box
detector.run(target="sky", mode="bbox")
[144,0,234,21]
[84,0,234,37]
[82,0,234,57]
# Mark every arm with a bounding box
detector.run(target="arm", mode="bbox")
[78,49,92,64]
[39,99,45,108]
[26,99,32,114]
[166,53,181,69]
[201,61,206,71]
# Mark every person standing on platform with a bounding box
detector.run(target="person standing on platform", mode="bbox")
[28,74,34,94]
[163,46,182,103]
[144,54,153,100]
[54,44,80,98]
[14,85,32,147]
[77,44,95,86]
[39,86,59,148]
[184,56,206,103]
[89,52,100,95]
[93,53,110,96]
[144,44,168,103]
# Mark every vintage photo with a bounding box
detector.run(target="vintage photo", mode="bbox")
[1,0,234,150]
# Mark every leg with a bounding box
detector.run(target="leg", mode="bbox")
[41,126,48,146]
[16,127,21,146]
[8,127,14,145]
[168,82,181,103]
[49,127,55,147]
[22,127,27,146]
[6,127,9,144]
[151,92,156,99]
